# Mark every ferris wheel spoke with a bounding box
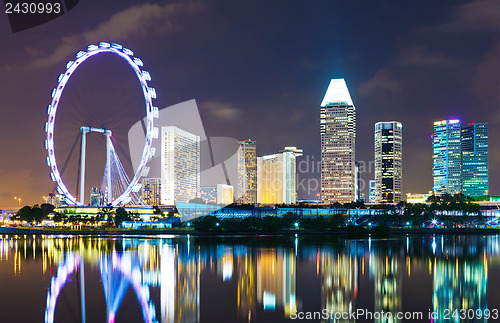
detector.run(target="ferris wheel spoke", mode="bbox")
[51,131,81,194]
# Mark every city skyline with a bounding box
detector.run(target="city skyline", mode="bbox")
[1,0,499,208]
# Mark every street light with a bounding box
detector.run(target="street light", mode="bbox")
[294,222,299,228]
[14,196,21,207]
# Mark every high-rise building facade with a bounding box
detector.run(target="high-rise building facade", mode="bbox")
[433,120,462,195]
[161,126,200,205]
[461,123,488,197]
[217,184,234,205]
[374,121,403,203]
[200,186,217,204]
[237,139,257,204]
[320,79,356,204]
[142,178,161,206]
[368,180,376,203]
[354,161,361,202]
[90,187,104,207]
[257,147,303,204]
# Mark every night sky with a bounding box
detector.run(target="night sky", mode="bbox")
[0,0,499,208]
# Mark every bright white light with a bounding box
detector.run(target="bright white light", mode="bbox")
[132,183,142,192]
[111,43,122,49]
[133,57,143,66]
[320,79,354,107]
[216,222,220,227]
[75,51,86,58]
[263,292,276,310]
[294,222,298,228]
[431,219,437,225]
[142,71,151,81]
[122,48,134,56]
[87,44,98,51]
[149,87,156,99]
[66,61,74,69]
[99,42,110,48]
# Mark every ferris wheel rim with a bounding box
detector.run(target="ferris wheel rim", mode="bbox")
[44,42,158,207]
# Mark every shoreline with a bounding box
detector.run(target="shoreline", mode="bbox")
[1,226,500,236]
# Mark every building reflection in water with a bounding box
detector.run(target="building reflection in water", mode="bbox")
[321,251,358,322]
[256,249,296,316]
[237,248,257,320]
[0,234,499,322]
[433,257,487,323]
[370,253,402,323]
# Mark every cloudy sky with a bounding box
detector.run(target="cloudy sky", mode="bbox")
[0,0,499,208]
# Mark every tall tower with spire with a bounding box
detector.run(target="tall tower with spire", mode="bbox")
[320,79,356,204]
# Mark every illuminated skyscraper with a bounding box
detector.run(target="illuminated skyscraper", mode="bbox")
[320,79,356,204]
[257,147,303,204]
[354,161,361,202]
[374,121,403,203]
[461,123,488,197]
[237,139,257,204]
[433,120,488,197]
[433,120,462,195]
[161,126,200,205]
[142,178,161,206]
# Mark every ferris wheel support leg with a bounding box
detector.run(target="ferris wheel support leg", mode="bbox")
[80,128,88,205]
[106,134,112,204]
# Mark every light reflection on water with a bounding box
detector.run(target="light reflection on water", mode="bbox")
[0,234,498,322]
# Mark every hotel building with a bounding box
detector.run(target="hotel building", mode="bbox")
[374,121,403,203]
[237,139,257,204]
[142,178,161,206]
[161,126,200,205]
[257,147,303,204]
[320,79,356,204]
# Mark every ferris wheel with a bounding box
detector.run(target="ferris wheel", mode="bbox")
[44,42,159,206]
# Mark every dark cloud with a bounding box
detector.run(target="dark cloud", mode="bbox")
[28,2,204,68]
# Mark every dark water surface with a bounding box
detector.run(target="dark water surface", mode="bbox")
[0,234,498,322]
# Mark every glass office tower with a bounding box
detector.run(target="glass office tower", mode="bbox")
[461,123,488,197]
[374,121,403,203]
[433,120,462,195]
